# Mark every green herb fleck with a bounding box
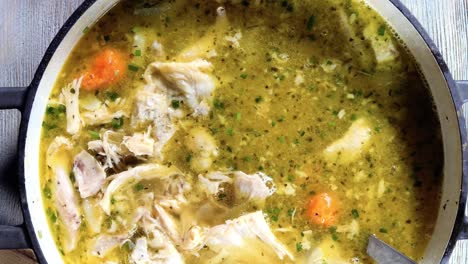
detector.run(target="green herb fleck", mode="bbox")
[82,26,90,34]
[351,209,359,219]
[111,197,116,205]
[227,128,234,136]
[296,242,303,252]
[171,100,181,109]
[267,207,281,222]
[287,208,296,216]
[69,172,75,183]
[240,73,248,79]
[134,49,142,57]
[134,183,145,192]
[350,114,358,121]
[88,130,100,139]
[186,154,193,163]
[105,91,119,102]
[255,96,263,103]
[306,15,316,31]
[379,227,388,233]
[329,226,339,241]
[111,117,124,129]
[235,112,241,121]
[378,25,386,36]
[47,208,57,223]
[122,241,134,251]
[278,136,286,144]
[213,99,225,110]
[43,186,52,199]
[128,64,139,72]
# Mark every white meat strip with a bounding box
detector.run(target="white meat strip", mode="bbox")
[122,129,155,157]
[154,204,182,243]
[73,150,106,198]
[82,106,126,126]
[100,164,181,214]
[92,233,129,257]
[144,59,215,116]
[46,137,81,253]
[233,171,276,201]
[62,77,83,135]
[204,211,294,260]
[323,118,372,164]
[130,237,183,264]
[82,198,103,234]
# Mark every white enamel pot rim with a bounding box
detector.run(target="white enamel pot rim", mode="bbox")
[0,0,465,263]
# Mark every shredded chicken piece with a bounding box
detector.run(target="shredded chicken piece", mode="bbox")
[144,59,215,116]
[82,105,126,126]
[198,171,276,201]
[204,211,294,260]
[180,226,206,253]
[198,171,233,195]
[130,237,184,264]
[88,130,123,169]
[82,198,103,234]
[122,128,155,157]
[46,137,81,253]
[233,171,276,201]
[92,233,129,257]
[100,164,182,214]
[73,150,106,198]
[61,77,83,135]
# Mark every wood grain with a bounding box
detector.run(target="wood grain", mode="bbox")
[0,0,466,263]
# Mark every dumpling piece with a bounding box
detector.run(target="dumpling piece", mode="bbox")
[186,127,219,172]
[204,211,294,261]
[144,59,215,116]
[73,150,106,198]
[323,118,372,164]
[47,137,81,253]
[132,91,176,159]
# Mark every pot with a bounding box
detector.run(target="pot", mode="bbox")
[0,0,466,263]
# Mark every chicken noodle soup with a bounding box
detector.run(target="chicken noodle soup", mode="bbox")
[40,0,443,263]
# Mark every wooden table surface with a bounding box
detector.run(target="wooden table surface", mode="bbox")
[0,0,466,263]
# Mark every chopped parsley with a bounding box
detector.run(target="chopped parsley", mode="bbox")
[128,64,140,72]
[111,117,124,129]
[267,207,281,222]
[43,186,52,199]
[296,242,303,252]
[171,100,181,109]
[379,227,388,233]
[134,183,145,192]
[255,96,263,103]
[88,130,100,139]
[134,49,142,57]
[351,209,359,219]
[105,91,119,102]
[306,15,316,31]
[378,25,386,36]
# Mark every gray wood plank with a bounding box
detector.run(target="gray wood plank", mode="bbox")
[0,0,466,263]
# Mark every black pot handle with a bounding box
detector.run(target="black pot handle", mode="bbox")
[0,86,31,249]
[457,80,468,240]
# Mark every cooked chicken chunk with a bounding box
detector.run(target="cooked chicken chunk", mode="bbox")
[198,171,233,195]
[88,130,124,169]
[73,150,106,198]
[92,233,129,257]
[144,59,215,116]
[233,171,276,201]
[47,137,81,253]
[122,129,155,157]
[131,237,183,264]
[204,211,293,260]
[81,105,126,126]
[100,164,182,214]
[62,77,83,135]
[323,118,371,164]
